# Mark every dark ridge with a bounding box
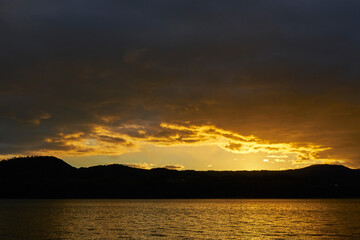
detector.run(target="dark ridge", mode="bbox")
[289,164,354,177]
[0,156,75,177]
[78,164,147,178]
[0,156,359,198]
[296,164,351,172]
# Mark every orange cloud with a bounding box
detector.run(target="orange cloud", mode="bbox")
[16,121,338,167]
[156,123,332,163]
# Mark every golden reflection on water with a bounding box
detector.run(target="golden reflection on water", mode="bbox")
[0,199,360,239]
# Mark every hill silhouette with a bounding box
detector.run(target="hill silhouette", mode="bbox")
[0,156,75,177]
[0,156,359,198]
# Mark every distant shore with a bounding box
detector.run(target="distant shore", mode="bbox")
[1,156,360,199]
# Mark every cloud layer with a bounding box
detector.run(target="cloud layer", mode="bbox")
[1,0,360,168]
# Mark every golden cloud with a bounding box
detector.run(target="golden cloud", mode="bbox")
[156,123,331,162]
[25,122,335,165]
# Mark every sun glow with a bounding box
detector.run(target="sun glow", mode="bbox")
[15,121,337,169]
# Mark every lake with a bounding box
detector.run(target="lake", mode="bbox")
[0,199,359,239]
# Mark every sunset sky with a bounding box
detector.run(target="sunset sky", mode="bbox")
[1,0,360,170]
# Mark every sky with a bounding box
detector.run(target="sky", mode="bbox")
[1,0,360,170]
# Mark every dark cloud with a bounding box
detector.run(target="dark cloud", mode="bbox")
[1,1,360,167]
[123,162,154,170]
[163,165,184,170]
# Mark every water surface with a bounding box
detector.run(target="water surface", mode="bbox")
[0,199,359,239]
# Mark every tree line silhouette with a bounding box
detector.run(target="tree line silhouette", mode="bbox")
[0,156,359,198]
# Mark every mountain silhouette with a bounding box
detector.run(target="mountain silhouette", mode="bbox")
[0,156,359,198]
[0,156,75,177]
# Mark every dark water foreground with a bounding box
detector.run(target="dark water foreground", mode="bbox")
[0,199,359,239]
